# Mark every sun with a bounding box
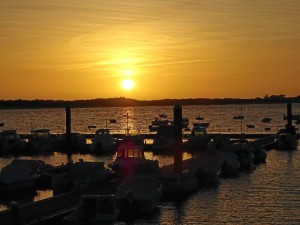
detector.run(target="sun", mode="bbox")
[121,79,134,90]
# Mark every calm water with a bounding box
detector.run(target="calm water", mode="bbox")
[1,103,300,134]
[0,104,300,224]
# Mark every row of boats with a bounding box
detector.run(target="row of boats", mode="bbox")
[0,127,298,224]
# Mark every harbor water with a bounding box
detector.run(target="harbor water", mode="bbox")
[0,104,300,224]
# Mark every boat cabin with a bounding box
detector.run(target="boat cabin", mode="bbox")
[116,142,144,159]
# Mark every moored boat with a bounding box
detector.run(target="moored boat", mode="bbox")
[157,170,198,193]
[64,194,119,224]
[274,132,298,150]
[115,175,162,213]
[27,128,54,153]
[108,141,159,178]
[52,159,114,194]
[0,129,26,154]
[0,159,47,191]
[90,128,116,154]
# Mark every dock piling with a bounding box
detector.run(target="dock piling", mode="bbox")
[173,104,183,174]
[285,102,295,135]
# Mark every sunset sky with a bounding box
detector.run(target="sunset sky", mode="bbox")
[1,0,300,100]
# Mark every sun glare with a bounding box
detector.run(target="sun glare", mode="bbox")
[121,79,134,90]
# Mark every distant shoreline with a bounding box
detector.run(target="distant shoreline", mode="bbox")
[0,95,300,109]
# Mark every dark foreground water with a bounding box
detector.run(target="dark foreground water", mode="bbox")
[0,149,299,225]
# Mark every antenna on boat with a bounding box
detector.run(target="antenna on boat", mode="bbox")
[125,112,129,136]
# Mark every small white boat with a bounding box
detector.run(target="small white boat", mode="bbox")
[108,141,159,178]
[0,159,44,191]
[90,129,116,154]
[64,195,119,224]
[115,175,162,213]
[158,171,198,193]
[27,129,54,152]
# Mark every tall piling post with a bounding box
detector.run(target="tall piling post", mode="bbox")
[66,106,72,161]
[173,104,183,174]
[285,102,295,135]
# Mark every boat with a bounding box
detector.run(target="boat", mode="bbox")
[169,117,189,128]
[207,136,243,174]
[247,124,255,128]
[0,129,26,154]
[233,115,244,120]
[274,132,298,150]
[52,159,114,194]
[159,113,168,118]
[261,118,272,123]
[195,115,204,120]
[184,127,210,150]
[115,175,162,213]
[188,151,221,185]
[216,151,240,176]
[157,170,198,193]
[122,129,145,147]
[192,122,210,128]
[283,114,300,120]
[295,118,300,125]
[152,125,175,153]
[27,129,54,152]
[63,194,119,224]
[229,139,255,170]
[233,107,244,120]
[108,141,159,178]
[0,159,47,191]
[0,123,4,127]
[148,125,160,132]
[54,133,87,150]
[90,128,116,154]
[252,147,267,165]
[151,117,169,126]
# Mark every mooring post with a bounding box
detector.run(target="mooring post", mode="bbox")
[286,102,295,135]
[173,103,183,174]
[66,106,72,160]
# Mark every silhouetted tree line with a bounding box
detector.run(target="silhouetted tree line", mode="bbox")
[0,95,300,109]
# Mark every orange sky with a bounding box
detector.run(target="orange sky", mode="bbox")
[1,1,300,100]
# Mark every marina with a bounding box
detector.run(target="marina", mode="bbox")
[0,103,299,224]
